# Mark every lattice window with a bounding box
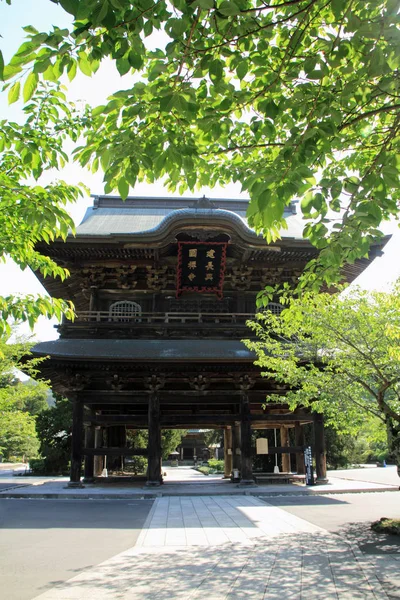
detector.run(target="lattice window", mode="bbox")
[109,301,142,321]
[266,302,284,315]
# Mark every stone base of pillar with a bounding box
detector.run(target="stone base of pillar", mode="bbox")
[65,481,85,488]
[238,479,257,487]
[145,480,162,487]
[315,477,329,485]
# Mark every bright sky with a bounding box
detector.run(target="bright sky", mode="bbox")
[1,0,400,344]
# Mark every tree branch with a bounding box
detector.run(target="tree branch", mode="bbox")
[340,104,400,130]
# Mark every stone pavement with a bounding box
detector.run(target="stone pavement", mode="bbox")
[1,465,398,498]
[31,495,400,600]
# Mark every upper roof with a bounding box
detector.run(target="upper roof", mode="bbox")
[75,195,305,241]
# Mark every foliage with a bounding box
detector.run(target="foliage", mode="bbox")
[126,428,187,459]
[3,0,400,290]
[197,466,210,476]
[203,428,223,448]
[34,395,72,474]
[207,458,224,472]
[125,455,147,475]
[244,284,400,468]
[0,410,39,459]
[326,416,390,468]
[371,518,400,535]
[0,332,49,459]
[0,78,90,333]
[161,429,188,459]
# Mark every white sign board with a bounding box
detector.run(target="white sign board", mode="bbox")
[256,438,269,454]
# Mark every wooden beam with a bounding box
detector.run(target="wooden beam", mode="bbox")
[84,447,148,456]
[81,389,288,399]
[86,412,312,426]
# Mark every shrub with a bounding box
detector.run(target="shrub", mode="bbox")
[207,459,224,473]
[197,466,209,476]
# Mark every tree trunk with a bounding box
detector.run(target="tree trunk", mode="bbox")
[386,418,400,478]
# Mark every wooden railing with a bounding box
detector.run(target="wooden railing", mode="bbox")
[72,311,256,324]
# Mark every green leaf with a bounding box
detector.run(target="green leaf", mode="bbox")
[195,0,214,7]
[8,81,20,104]
[67,59,77,81]
[116,57,131,76]
[160,94,175,113]
[118,178,129,200]
[23,72,38,103]
[0,51,4,81]
[236,60,248,80]
[59,0,80,15]
[3,63,22,81]
[218,1,241,16]
[77,53,92,76]
[128,51,143,70]
[209,59,223,82]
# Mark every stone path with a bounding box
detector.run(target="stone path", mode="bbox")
[32,495,399,600]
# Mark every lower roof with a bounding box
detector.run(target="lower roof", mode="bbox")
[31,339,256,362]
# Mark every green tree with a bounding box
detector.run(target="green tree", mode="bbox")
[0,410,38,460]
[0,333,47,460]
[3,0,400,295]
[244,284,400,472]
[34,395,72,474]
[0,79,88,334]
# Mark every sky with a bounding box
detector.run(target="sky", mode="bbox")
[1,0,400,344]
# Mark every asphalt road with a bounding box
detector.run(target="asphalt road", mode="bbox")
[0,498,153,600]
[265,491,400,554]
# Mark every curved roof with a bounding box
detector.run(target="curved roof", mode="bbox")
[31,339,256,362]
[75,196,305,241]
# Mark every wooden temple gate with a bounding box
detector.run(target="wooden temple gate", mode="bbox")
[30,195,383,487]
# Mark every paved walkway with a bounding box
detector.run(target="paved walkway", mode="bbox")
[31,495,399,600]
[1,465,398,498]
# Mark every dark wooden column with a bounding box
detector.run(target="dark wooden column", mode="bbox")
[93,427,104,476]
[83,411,95,482]
[107,425,126,472]
[232,421,241,478]
[147,392,162,486]
[314,413,328,483]
[295,421,305,475]
[240,393,254,485]
[280,427,291,472]
[69,398,84,487]
[224,427,233,478]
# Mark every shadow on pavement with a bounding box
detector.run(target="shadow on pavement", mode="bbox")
[338,521,400,555]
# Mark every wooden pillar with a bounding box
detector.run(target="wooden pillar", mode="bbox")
[280,427,291,473]
[83,413,95,482]
[89,286,97,312]
[240,393,254,484]
[232,422,241,476]
[314,413,328,483]
[295,421,305,475]
[107,425,126,472]
[69,398,84,486]
[94,427,104,476]
[147,393,162,486]
[224,427,233,478]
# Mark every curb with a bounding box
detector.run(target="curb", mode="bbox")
[0,485,398,500]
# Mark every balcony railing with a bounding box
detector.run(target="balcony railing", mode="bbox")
[71,311,256,324]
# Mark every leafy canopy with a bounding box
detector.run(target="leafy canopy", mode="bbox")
[2,0,400,293]
[0,332,49,459]
[244,283,400,465]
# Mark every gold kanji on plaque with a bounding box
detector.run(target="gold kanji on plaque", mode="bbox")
[205,273,213,281]
[189,249,198,258]
[206,261,214,271]
[206,249,216,259]
[188,273,196,281]
[188,261,197,269]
